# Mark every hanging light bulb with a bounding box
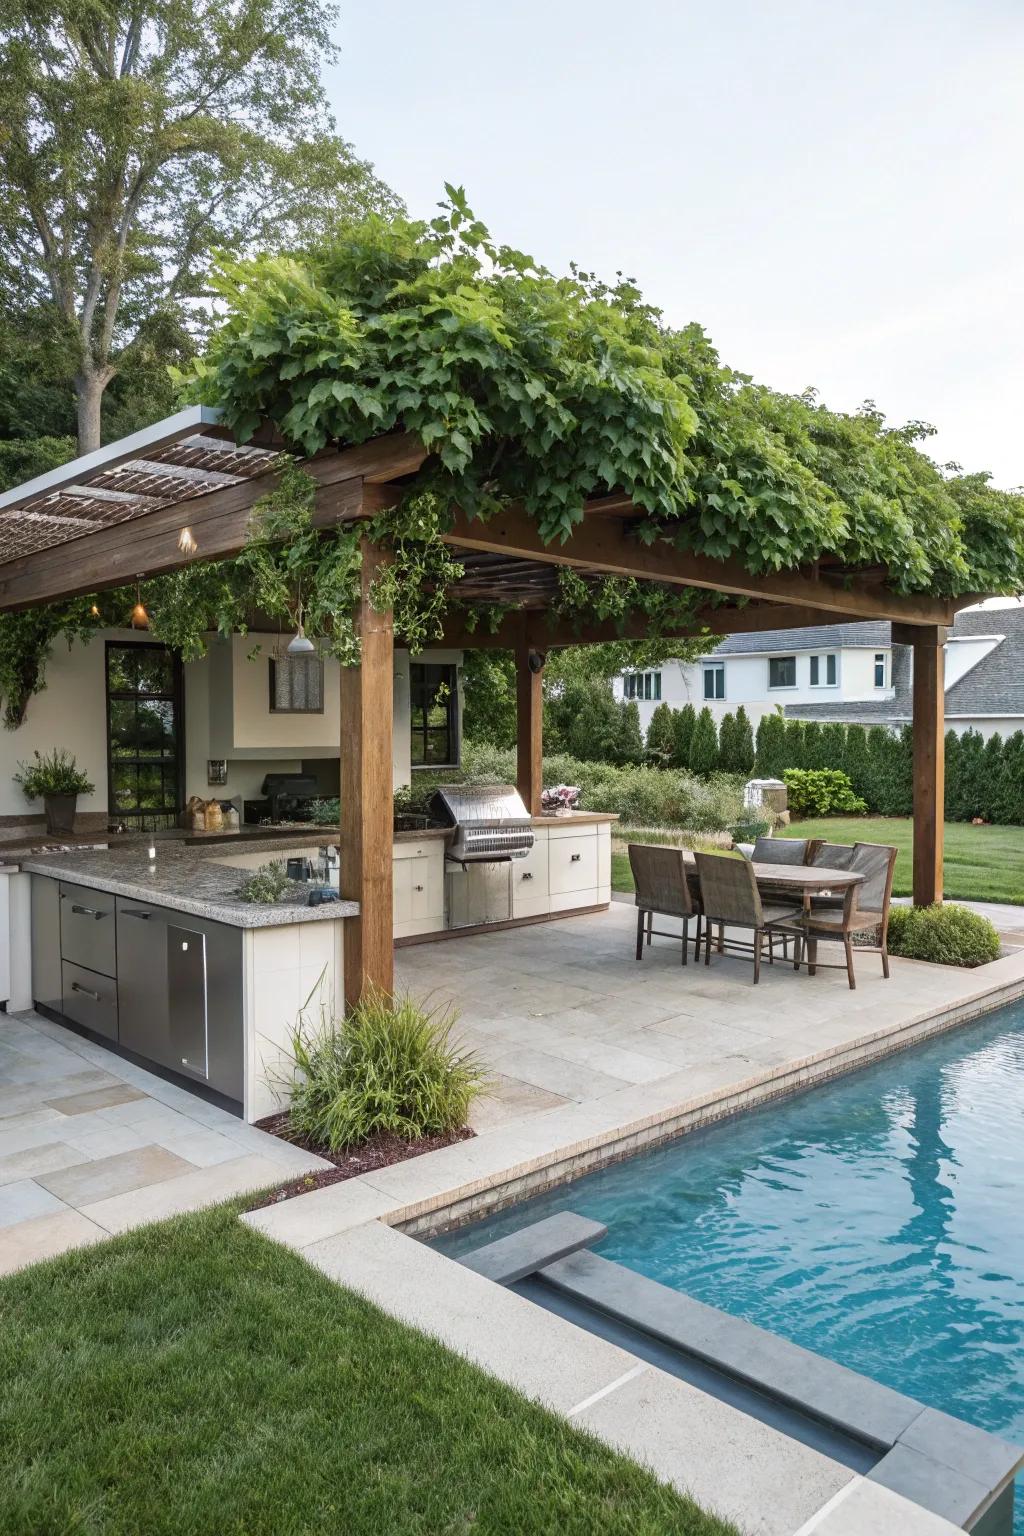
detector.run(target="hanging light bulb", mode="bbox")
[89,603,101,619]
[177,526,197,556]
[130,580,150,630]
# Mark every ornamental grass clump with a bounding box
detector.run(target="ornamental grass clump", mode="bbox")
[887,904,1000,967]
[286,989,486,1150]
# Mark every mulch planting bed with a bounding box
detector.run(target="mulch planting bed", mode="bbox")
[249,1116,475,1209]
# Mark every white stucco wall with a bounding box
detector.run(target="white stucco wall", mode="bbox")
[0,629,113,818]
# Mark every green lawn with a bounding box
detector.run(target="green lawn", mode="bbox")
[612,819,1024,905]
[0,1201,735,1536]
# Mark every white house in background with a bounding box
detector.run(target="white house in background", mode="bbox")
[614,622,895,733]
[614,608,1024,741]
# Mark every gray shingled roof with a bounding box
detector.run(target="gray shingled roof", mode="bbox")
[783,606,1024,726]
[707,620,891,656]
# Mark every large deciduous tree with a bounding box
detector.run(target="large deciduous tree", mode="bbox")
[0,0,399,451]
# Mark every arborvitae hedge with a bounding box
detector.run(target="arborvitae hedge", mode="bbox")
[673,703,696,768]
[636,706,1024,823]
[645,702,677,765]
[734,706,756,774]
[689,706,720,775]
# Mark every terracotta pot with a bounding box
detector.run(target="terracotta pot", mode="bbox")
[44,793,77,836]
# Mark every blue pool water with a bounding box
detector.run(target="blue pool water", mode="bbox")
[437,1002,1024,1519]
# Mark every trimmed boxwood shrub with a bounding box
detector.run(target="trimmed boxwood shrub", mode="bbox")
[887,904,1001,967]
[782,768,867,816]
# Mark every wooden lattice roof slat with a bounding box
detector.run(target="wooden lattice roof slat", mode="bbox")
[0,406,279,568]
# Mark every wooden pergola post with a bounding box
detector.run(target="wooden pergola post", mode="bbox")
[515,618,544,816]
[903,624,946,907]
[340,539,394,1005]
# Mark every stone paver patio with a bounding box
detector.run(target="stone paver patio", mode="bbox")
[0,1010,329,1273]
[5,901,1024,1276]
[397,901,1024,1145]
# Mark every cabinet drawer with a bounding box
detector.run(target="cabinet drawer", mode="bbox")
[547,819,597,840]
[548,835,599,896]
[62,960,118,1042]
[60,881,117,976]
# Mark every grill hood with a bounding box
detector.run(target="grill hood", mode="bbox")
[429,784,535,862]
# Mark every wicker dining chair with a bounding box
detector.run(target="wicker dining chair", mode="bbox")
[751,836,810,865]
[693,851,803,985]
[785,842,898,990]
[807,840,858,913]
[628,844,703,965]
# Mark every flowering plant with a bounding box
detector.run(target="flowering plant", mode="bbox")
[541,784,581,814]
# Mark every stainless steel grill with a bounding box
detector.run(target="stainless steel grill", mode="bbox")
[429,785,535,863]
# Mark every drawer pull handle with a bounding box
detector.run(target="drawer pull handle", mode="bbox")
[570,853,582,863]
[71,904,106,920]
[71,981,101,1002]
[522,872,533,880]
[414,884,424,892]
[122,909,152,921]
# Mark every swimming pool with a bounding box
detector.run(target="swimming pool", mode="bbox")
[437,999,1024,1526]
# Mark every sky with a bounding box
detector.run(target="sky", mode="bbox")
[326,0,1023,489]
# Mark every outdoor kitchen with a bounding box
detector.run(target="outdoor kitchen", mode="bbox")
[3,780,612,1124]
[0,619,612,1123]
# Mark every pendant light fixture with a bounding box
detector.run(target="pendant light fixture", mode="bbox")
[177,526,197,556]
[130,579,150,630]
[286,619,315,655]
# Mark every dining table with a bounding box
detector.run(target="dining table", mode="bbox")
[678,849,865,902]
[678,850,866,969]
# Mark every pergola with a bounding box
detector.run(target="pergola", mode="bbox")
[0,406,973,1003]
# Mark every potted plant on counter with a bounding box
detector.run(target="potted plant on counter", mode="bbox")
[14,749,95,835]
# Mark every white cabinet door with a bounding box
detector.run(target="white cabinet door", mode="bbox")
[512,832,550,918]
[392,841,444,937]
[0,873,10,1005]
[548,832,599,897]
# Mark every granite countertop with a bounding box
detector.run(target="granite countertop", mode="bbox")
[531,812,618,826]
[21,843,359,930]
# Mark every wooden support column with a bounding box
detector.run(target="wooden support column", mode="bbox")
[904,624,946,907]
[340,540,394,1006]
[515,619,544,816]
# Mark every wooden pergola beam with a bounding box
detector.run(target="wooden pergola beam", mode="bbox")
[515,617,544,815]
[895,622,947,905]
[440,601,865,652]
[439,505,960,627]
[340,539,395,1004]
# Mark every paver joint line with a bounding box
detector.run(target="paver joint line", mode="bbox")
[565,1361,650,1419]
[790,1478,861,1536]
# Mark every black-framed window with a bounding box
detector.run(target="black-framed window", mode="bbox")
[768,655,797,689]
[106,642,184,829]
[410,662,459,768]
